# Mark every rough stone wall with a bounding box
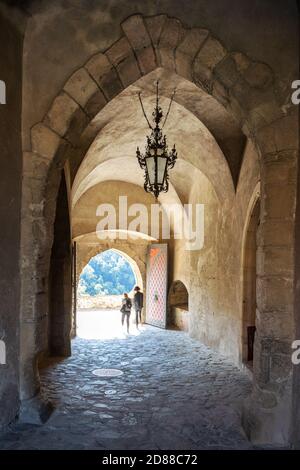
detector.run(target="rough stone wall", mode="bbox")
[0,8,24,427]
[188,173,237,357]
[170,140,260,363]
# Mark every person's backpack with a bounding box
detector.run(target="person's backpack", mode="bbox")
[121,298,131,312]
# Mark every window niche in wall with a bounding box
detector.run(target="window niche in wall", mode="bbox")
[168,280,189,331]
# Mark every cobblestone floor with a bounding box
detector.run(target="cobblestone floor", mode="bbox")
[0,311,253,450]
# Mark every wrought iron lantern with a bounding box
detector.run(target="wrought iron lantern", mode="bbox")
[136,81,177,199]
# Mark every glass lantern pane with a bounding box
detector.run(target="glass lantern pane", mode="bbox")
[145,156,156,185]
[157,156,168,185]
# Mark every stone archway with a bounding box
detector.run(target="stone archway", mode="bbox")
[20,13,298,445]
[74,247,145,340]
[168,280,189,331]
[77,247,144,302]
[73,242,147,333]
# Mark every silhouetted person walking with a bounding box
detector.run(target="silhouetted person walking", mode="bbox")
[121,293,132,333]
[133,286,144,327]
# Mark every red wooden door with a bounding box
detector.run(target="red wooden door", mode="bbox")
[145,244,168,328]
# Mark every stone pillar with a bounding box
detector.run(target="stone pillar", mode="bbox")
[19,155,62,423]
[19,208,54,422]
[243,112,298,445]
[0,7,24,428]
[292,144,300,447]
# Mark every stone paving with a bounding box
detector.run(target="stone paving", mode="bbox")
[0,312,253,450]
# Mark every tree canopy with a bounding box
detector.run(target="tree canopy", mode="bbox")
[78,250,136,296]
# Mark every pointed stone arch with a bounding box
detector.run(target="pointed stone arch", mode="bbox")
[28,13,286,198]
[77,247,145,297]
[20,13,298,445]
[74,246,146,335]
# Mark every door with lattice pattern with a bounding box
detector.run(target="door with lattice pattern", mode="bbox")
[145,244,168,328]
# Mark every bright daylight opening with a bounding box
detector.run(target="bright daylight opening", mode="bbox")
[77,249,143,339]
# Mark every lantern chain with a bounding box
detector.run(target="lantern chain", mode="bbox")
[162,88,176,129]
[138,92,153,130]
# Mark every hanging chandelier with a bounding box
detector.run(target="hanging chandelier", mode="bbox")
[136,81,177,199]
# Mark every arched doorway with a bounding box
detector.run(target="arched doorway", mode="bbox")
[168,280,189,331]
[76,248,143,339]
[242,197,260,366]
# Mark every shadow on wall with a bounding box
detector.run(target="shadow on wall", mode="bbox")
[168,280,189,331]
